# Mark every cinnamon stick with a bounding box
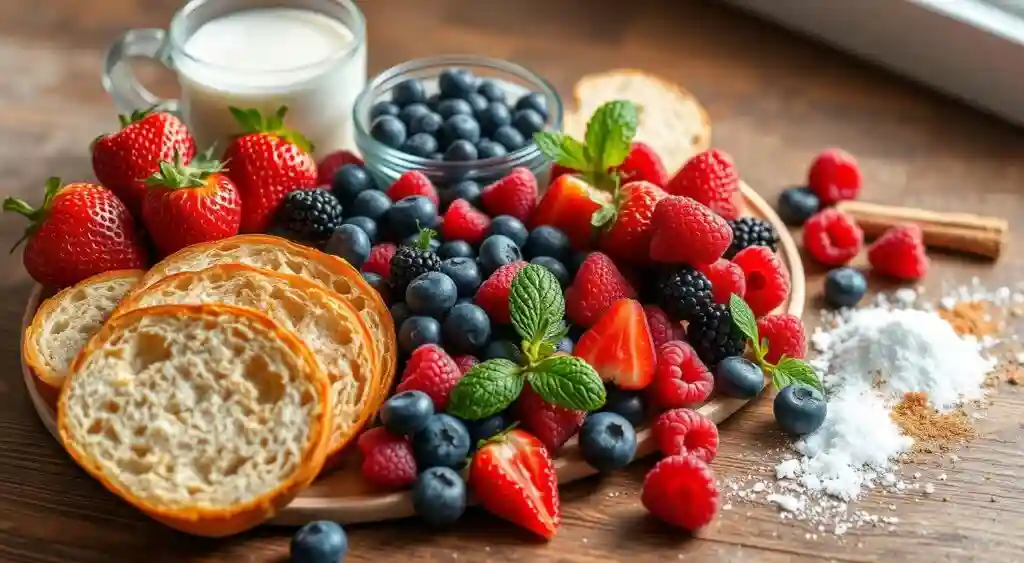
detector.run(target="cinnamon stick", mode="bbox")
[835,201,1008,259]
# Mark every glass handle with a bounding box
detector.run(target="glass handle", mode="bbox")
[101,28,179,114]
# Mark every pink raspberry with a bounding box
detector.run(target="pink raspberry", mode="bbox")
[652,408,719,462]
[757,314,807,364]
[396,344,462,410]
[646,340,714,410]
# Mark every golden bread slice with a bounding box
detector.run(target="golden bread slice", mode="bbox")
[58,304,330,537]
[136,234,396,407]
[23,269,144,406]
[114,263,378,459]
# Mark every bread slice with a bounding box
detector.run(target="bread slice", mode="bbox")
[58,304,330,537]
[114,263,378,460]
[563,69,712,174]
[23,269,144,406]
[136,234,397,407]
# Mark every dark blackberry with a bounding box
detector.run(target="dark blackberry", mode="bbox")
[277,188,344,243]
[657,267,713,322]
[390,228,442,294]
[686,303,745,368]
[726,217,778,259]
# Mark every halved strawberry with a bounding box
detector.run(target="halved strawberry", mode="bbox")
[574,298,656,390]
[470,429,560,539]
[531,175,610,250]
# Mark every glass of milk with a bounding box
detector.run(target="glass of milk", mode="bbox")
[101,0,366,158]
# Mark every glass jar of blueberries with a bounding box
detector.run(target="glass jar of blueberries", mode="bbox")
[353,55,563,193]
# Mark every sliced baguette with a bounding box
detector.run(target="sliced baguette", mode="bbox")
[23,269,144,406]
[58,304,330,537]
[114,263,377,459]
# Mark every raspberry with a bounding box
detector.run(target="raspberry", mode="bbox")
[808,148,861,205]
[363,243,397,279]
[665,149,739,218]
[480,167,538,222]
[867,224,929,281]
[757,314,807,364]
[652,408,719,462]
[564,252,637,327]
[316,149,364,186]
[615,142,668,187]
[453,354,479,375]
[515,384,586,453]
[642,454,720,531]
[646,341,714,410]
[396,344,462,410]
[649,196,732,266]
[697,259,746,305]
[644,305,683,348]
[803,208,864,266]
[358,426,399,454]
[387,170,440,207]
[360,428,417,489]
[731,246,790,317]
[474,261,529,324]
[441,198,491,245]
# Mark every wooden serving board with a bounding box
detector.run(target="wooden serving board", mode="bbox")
[20,182,804,527]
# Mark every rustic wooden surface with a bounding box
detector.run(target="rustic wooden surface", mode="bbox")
[1,0,1022,561]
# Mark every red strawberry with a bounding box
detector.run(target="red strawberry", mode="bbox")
[316,149,364,186]
[363,243,397,279]
[642,454,719,531]
[532,175,610,250]
[475,261,529,324]
[646,341,714,410]
[649,196,732,266]
[222,106,318,233]
[575,299,656,390]
[470,428,560,539]
[141,152,241,256]
[396,344,462,410]
[867,224,929,281]
[697,259,747,304]
[732,246,790,316]
[549,164,577,184]
[665,149,740,219]
[597,181,668,264]
[441,199,491,245]
[91,109,196,217]
[614,142,668,187]
[480,167,538,222]
[515,385,586,453]
[360,427,417,489]
[564,252,637,327]
[4,178,148,287]
[757,314,807,364]
[644,305,683,348]
[387,170,440,207]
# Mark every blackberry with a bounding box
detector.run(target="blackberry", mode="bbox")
[277,188,344,243]
[686,303,745,368]
[657,267,713,322]
[726,217,778,259]
[390,228,442,294]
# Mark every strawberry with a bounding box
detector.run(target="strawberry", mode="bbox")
[649,196,732,266]
[470,428,560,539]
[665,149,740,219]
[223,106,318,233]
[575,299,656,390]
[564,252,637,327]
[4,178,148,287]
[614,142,668,187]
[515,385,586,453]
[480,167,538,222]
[531,175,609,250]
[91,109,196,217]
[141,151,241,256]
[597,181,668,264]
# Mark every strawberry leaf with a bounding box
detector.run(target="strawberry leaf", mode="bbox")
[446,359,524,420]
[526,355,606,411]
[589,202,617,228]
[584,101,638,172]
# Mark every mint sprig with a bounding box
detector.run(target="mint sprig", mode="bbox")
[447,265,606,420]
[534,100,639,192]
[729,294,823,392]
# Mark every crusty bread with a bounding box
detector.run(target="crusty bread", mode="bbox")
[58,304,330,537]
[136,235,397,407]
[23,269,144,406]
[563,69,712,173]
[114,264,378,459]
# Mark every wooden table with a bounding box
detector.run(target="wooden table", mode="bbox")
[1,0,1022,561]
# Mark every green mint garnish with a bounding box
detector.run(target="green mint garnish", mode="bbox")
[728,294,823,392]
[446,359,523,421]
[526,355,605,411]
[533,133,589,172]
[510,264,565,346]
[534,100,639,192]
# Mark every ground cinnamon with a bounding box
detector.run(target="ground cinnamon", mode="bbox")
[891,392,975,454]
[937,301,1001,338]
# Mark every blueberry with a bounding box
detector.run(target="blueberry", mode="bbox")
[462,412,507,447]
[441,114,481,145]
[476,140,507,159]
[412,466,467,527]
[492,125,526,151]
[399,103,431,127]
[524,225,571,261]
[409,112,444,136]
[579,412,637,472]
[567,251,591,276]
[429,152,444,161]
[774,384,827,435]
[370,101,400,120]
[382,390,435,436]
[402,232,441,252]
[370,115,406,148]
[512,109,546,137]
[444,139,478,162]
[399,132,438,158]
[568,324,585,343]
[476,102,512,135]
[390,302,412,328]
[387,195,437,239]
[777,187,820,226]
[488,216,528,247]
[362,271,388,299]
[464,92,489,115]
[439,180,481,210]
[291,521,348,563]
[442,302,491,354]
[483,339,522,361]
[331,164,374,207]
[426,93,442,111]
[392,79,427,106]
[714,357,766,399]
[399,316,442,354]
[437,98,473,119]
[406,271,458,318]
[555,336,574,354]
[413,413,471,469]
[530,256,569,288]
[601,388,646,427]
[515,92,549,119]
[476,80,507,104]
[325,224,371,268]
[438,240,476,260]
[341,216,378,244]
[478,235,523,276]
[824,267,867,308]
[440,256,482,298]
[438,68,477,99]
[349,189,392,221]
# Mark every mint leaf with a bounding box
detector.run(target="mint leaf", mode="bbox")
[527,355,606,411]
[584,101,638,171]
[534,132,590,171]
[729,294,759,343]
[772,357,823,392]
[447,360,524,420]
[544,320,569,343]
[510,264,565,343]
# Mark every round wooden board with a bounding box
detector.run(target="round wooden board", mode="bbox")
[20,181,804,527]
